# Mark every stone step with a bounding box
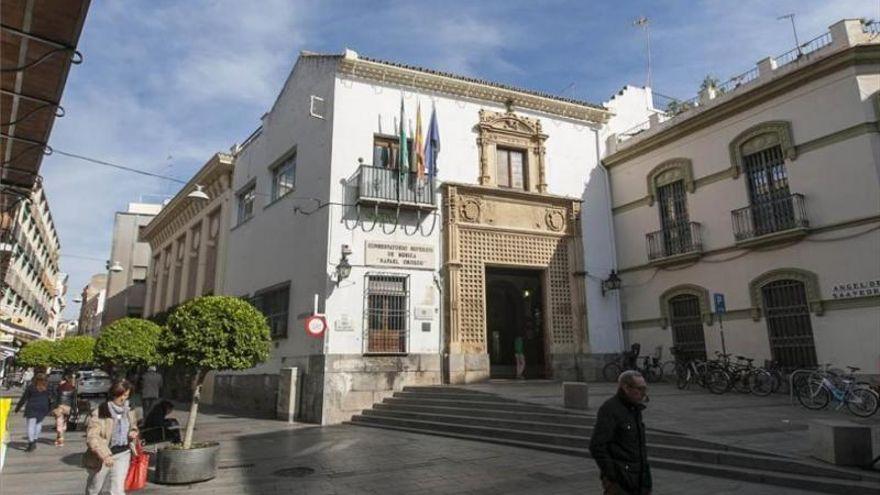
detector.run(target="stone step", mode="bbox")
[403,386,488,394]
[349,414,869,482]
[347,420,880,495]
[373,402,592,425]
[381,396,571,414]
[360,409,752,453]
[393,391,518,403]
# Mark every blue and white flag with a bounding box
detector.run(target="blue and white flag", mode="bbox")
[424,105,440,177]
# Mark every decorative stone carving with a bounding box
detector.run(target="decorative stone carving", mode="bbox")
[646,158,695,206]
[545,209,566,232]
[729,121,797,178]
[748,268,823,321]
[459,197,482,223]
[658,284,713,328]
[476,109,549,193]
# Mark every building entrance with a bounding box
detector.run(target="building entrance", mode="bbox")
[485,267,545,378]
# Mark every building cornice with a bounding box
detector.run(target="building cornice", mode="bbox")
[604,43,880,167]
[337,55,612,124]
[440,181,582,207]
[141,153,234,247]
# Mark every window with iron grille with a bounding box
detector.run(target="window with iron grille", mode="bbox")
[761,279,818,370]
[744,145,794,235]
[252,283,290,339]
[656,179,691,255]
[364,274,409,354]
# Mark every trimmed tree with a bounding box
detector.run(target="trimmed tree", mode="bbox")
[51,336,96,368]
[95,318,163,373]
[162,296,271,448]
[16,339,55,369]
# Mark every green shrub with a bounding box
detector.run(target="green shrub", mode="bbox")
[95,318,163,371]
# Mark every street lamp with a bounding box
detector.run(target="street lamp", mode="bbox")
[601,270,622,296]
[335,245,352,286]
[187,184,210,201]
[107,261,123,273]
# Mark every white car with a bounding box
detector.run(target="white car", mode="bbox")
[77,370,112,397]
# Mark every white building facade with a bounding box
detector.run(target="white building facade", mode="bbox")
[222,51,642,423]
[603,20,880,376]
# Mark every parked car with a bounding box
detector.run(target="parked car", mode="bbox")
[77,369,111,397]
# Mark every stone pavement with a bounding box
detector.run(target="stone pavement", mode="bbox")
[1,383,876,495]
[461,380,880,461]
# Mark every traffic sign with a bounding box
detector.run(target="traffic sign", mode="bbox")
[713,293,726,315]
[305,315,327,338]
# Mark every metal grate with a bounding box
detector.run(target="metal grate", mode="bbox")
[357,164,435,206]
[668,294,707,362]
[364,274,409,354]
[761,280,818,370]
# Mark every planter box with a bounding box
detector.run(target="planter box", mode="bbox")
[155,442,220,484]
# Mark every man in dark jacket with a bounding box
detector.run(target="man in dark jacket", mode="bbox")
[589,370,651,494]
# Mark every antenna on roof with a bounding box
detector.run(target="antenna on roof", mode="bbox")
[777,13,802,56]
[632,16,652,89]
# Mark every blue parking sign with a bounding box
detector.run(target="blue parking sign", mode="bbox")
[714,293,726,314]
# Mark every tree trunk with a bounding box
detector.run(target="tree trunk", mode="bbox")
[182,370,206,449]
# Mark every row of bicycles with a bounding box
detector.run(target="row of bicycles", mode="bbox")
[602,346,879,417]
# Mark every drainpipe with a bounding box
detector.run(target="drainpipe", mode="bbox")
[594,128,625,353]
[433,271,447,384]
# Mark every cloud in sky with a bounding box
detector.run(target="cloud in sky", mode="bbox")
[40,0,876,318]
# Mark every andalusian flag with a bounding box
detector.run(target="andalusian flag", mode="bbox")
[397,97,408,177]
[414,102,426,180]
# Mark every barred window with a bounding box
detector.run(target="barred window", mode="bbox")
[252,283,290,339]
[365,274,409,354]
[237,184,256,224]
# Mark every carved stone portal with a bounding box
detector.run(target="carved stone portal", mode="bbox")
[476,109,549,193]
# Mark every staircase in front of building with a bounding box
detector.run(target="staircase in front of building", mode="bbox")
[346,386,880,494]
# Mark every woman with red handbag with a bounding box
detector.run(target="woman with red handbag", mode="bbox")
[83,380,139,495]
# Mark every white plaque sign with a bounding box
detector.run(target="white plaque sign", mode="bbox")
[831,279,880,299]
[365,241,435,270]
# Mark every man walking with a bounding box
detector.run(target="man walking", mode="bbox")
[589,370,651,495]
[140,366,162,415]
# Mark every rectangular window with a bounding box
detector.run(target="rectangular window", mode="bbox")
[271,154,296,201]
[495,148,526,189]
[365,274,408,354]
[237,184,256,224]
[373,136,413,169]
[252,283,290,339]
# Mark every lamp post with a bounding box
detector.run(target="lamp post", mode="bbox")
[601,270,622,297]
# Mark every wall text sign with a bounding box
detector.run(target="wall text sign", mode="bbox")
[365,241,435,270]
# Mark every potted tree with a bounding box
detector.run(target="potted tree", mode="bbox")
[155,296,271,484]
[94,318,163,378]
[16,339,55,371]
[51,336,96,369]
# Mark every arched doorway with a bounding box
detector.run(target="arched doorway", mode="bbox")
[485,268,545,378]
[761,279,818,369]
[668,294,707,362]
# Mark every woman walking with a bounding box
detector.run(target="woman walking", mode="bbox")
[83,379,139,495]
[53,372,77,446]
[14,373,52,452]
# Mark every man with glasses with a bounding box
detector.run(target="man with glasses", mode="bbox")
[589,370,652,494]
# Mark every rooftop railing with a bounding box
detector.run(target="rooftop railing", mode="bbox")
[773,31,833,69]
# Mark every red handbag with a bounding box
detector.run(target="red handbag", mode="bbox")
[124,441,150,492]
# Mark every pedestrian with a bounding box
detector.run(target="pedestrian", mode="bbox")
[589,370,651,495]
[21,367,34,387]
[14,372,52,452]
[83,379,139,495]
[142,399,181,444]
[514,334,526,379]
[52,371,77,446]
[140,366,162,415]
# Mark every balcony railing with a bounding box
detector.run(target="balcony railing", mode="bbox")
[356,164,436,208]
[646,222,703,262]
[732,193,808,242]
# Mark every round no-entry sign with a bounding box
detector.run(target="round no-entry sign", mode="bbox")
[305,315,327,337]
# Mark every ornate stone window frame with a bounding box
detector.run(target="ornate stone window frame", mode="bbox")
[729,121,796,178]
[476,109,549,193]
[646,158,695,206]
[659,284,712,328]
[748,268,823,321]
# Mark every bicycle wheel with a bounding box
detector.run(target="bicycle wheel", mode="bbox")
[846,387,879,417]
[750,370,774,396]
[676,366,690,390]
[603,362,622,383]
[706,369,730,395]
[796,377,830,410]
[732,371,751,394]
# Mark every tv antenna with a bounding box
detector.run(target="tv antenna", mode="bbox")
[633,16,652,89]
[777,13,802,56]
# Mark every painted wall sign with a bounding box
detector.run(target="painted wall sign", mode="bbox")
[364,241,435,270]
[831,279,880,299]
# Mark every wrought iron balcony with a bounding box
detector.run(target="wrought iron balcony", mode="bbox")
[356,164,436,209]
[646,222,703,264]
[732,193,808,244]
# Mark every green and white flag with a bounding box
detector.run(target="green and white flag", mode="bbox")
[398,97,408,178]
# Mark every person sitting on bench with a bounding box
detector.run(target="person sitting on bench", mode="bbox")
[141,400,181,444]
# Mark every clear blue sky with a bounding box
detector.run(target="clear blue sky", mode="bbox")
[41,0,878,318]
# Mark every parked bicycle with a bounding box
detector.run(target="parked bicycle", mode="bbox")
[602,343,663,383]
[796,365,879,417]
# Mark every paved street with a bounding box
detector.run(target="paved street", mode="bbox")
[3,382,878,494]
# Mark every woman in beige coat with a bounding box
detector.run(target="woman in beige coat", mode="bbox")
[83,379,139,495]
